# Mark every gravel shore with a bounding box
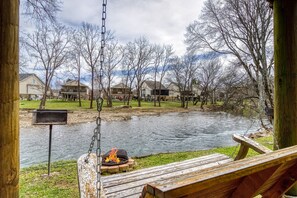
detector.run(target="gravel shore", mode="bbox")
[20,107,197,128]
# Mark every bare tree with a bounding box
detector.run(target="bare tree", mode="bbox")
[23,0,61,23]
[127,37,154,107]
[102,40,124,107]
[186,0,274,113]
[24,23,71,109]
[69,30,84,107]
[152,44,174,107]
[19,36,29,73]
[80,22,101,109]
[122,44,137,106]
[219,65,248,109]
[197,59,223,109]
[169,54,199,108]
[20,0,62,72]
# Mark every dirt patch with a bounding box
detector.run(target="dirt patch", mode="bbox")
[20,107,200,128]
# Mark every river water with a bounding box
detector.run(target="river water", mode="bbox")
[21,111,260,167]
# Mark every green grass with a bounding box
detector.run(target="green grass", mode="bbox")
[20,135,273,197]
[19,99,91,110]
[19,99,205,110]
[20,161,78,198]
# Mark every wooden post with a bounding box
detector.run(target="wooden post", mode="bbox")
[273,0,297,195]
[0,0,20,197]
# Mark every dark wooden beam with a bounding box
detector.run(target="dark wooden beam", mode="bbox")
[273,0,297,195]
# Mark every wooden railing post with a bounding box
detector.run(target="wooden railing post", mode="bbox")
[273,0,297,195]
[0,0,20,197]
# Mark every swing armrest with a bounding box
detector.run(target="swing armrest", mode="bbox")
[232,134,272,160]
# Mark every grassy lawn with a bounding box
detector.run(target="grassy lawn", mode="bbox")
[20,135,273,198]
[19,99,203,110]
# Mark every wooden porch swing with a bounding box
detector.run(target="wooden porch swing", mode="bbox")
[78,134,297,198]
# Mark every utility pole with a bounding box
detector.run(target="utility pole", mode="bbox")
[0,0,20,197]
[272,0,297,195]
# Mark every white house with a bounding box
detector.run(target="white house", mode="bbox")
[141,80,169,101]
[167,82,201,101]
[19,73,45,100]
[167,83,180,100]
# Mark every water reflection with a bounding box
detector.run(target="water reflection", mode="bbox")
[21,111,259,167]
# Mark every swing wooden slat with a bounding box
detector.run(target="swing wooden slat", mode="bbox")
[142,144,297,198]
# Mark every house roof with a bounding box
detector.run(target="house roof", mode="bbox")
[20,73,33,81]
[62,80,88,88]
[143,81,167,90]
[111,83,130,89]
[19,73,45,84]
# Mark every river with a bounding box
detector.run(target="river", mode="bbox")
[21,111,260,167]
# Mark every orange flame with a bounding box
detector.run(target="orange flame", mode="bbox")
[105,148,120,164]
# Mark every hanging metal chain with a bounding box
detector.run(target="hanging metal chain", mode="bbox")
[84,98,103,198]
[99,0,107,99]
[95,98,103,198]
[84,1,107,198]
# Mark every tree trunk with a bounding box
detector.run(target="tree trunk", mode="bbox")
[0,1,20,197]
[137,88,141,107]
[127,91,131,106]
[158,84,162,107]
[39,83,47,109]
[90,68,94,109]
[107,82,112,107]
[78,64,81,107]
[123,88,127,105]
[153,80,157,107]
[273,0,297,195]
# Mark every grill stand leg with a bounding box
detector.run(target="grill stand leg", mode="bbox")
[48,124,53,176]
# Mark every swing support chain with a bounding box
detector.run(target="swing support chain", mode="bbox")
[96,97,103,198]
[84,1,107,197]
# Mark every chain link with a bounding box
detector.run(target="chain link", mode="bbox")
[96,115,102,198]
[84,1,107,198]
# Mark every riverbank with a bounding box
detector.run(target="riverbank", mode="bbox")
[20,106,202,128]
[19,135,273,197]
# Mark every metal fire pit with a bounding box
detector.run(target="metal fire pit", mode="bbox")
[32,109,68,175]
[102,149,129,166]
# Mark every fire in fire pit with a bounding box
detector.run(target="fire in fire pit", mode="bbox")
[102,148,129,166]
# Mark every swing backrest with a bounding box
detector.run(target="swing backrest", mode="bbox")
[141,144,297,198]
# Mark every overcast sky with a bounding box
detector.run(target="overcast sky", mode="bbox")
[20,0,206,85]
[59,0,205,56]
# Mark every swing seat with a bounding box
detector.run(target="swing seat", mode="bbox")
[78,134,297,198]
[78,153,232,198]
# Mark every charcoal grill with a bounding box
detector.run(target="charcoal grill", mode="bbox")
[32,109,67,125]
[32,109,68,175]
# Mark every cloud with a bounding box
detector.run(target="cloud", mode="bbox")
[59,0,205,55]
